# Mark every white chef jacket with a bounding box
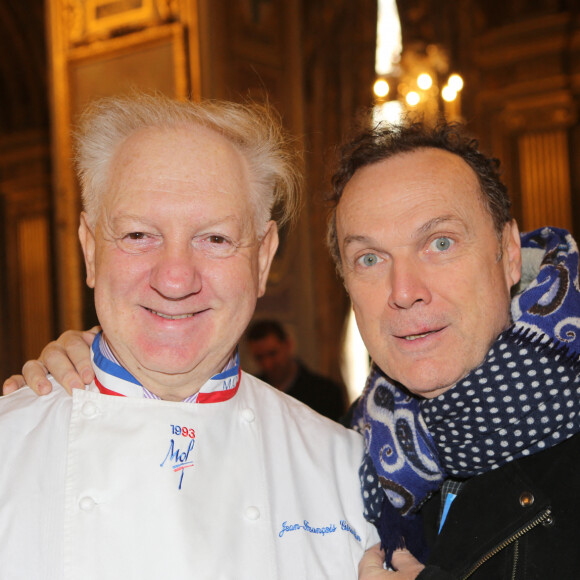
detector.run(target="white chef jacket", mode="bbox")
[0,371,379,580]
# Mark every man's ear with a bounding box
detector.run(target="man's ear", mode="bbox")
[502,219,522,288]
[257,220,279,297]
[78,212,96,288]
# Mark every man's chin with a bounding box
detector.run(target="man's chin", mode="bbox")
[388,370,458,399]
[125,347,205,379]
[137,358,203,377]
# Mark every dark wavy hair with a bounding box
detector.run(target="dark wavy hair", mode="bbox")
[327,118,512,273]
[246,319,288,343]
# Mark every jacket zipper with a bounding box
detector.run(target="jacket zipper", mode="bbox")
[460,508,553,579]
[510,539,519,580]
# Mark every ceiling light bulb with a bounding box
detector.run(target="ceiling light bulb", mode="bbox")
[448,74,464,92]
[417,73,432,90]
[441,85,457,102]
[373,79,390,98]
[406,91,420,106]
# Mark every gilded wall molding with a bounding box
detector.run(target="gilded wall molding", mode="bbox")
[63,0,183,46]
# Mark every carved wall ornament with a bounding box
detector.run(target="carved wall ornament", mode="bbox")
[62,0,182,46]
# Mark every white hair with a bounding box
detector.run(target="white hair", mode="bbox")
[74,92,302,233]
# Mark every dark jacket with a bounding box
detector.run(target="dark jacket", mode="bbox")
[286,362,346,421]
[260,362,346,421]
[417,432,580,579]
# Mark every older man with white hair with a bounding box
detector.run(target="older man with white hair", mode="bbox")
[0,94,378,579]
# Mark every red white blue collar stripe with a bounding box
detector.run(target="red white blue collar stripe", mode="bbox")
[90,332,241,403]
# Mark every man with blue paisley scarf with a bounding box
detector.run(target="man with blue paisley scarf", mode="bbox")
[327,119,580,579]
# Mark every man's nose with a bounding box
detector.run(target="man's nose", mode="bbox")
[149,244,202,299]
[260,357,277,373]
[387,259,432,310]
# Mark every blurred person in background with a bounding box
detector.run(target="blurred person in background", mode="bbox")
[247,319,346,421]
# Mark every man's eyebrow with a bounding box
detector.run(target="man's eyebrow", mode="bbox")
[109,213,154,227]
[341,216,468,250]
[415,215,467,238]
[110,213,241,227]
[341,234,376,250]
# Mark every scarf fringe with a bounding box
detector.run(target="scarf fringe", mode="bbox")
[510,326,580,373]
[377,498,429,567]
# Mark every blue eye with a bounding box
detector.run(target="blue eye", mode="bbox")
[360,253,380,267]
[431,237,452,251]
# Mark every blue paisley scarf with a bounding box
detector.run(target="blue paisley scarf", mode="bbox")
[352,227,580,565]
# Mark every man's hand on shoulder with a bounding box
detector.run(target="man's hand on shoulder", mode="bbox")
[359,545,424,580]
[2,327,99,396]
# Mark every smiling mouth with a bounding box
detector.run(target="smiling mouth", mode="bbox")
[146,308,195,320]
[402,330,439,341]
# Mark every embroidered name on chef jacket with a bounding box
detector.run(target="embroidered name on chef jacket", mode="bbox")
[278,519,362,542]
[90,332,242,490]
